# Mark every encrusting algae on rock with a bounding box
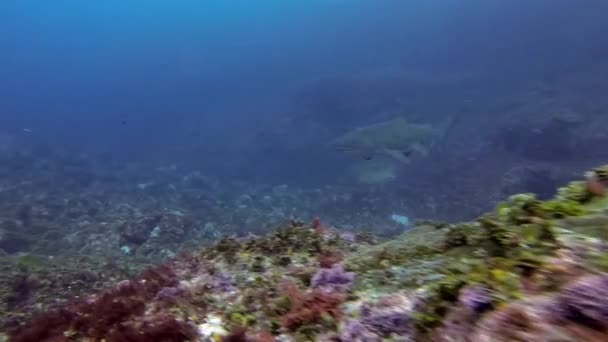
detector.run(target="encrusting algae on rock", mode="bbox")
[6,165,608,341]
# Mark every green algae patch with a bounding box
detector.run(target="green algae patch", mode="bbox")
[345,224,446,274]
[559,214,608,239]
[199,221,342,264]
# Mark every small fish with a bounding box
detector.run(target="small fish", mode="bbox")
[22,128,32,133]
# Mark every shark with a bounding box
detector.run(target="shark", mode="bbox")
[330,116,452,164]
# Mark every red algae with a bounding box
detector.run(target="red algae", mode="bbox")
[9,259,198,342]
[586,177,606,197]
[220,327,248,342]
[219,328,275,342]
[280,282,345,330]
[317,248,344,268]
[311,216,328,234]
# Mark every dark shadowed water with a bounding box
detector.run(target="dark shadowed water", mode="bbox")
[2,0,605,182]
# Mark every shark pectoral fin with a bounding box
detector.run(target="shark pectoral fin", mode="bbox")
[383,149,411,164]
[360,149,375,160]
[411,143,429,156]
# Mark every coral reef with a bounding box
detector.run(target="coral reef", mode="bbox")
[4,165,608,341]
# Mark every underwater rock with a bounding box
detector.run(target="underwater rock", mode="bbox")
[0,231,31,254]
[493,107,583,161]
[499,163,563,199]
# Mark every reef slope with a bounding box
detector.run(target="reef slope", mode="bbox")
[6,166,608,342]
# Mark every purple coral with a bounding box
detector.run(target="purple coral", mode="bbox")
[155,283,191,303]
[459,285,492,314]
[311,264,356,293]
[340,319,381,342]
[557,274,608,330]
[361,308,412,336]
[359,295,414,337]
[339,231,357,243]
[213,272,236,292]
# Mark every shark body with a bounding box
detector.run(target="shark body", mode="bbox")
[330,117,443,163]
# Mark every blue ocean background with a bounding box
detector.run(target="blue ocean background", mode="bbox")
[2,0,606,184]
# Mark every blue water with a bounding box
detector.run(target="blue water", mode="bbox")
[1,0,606,185]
